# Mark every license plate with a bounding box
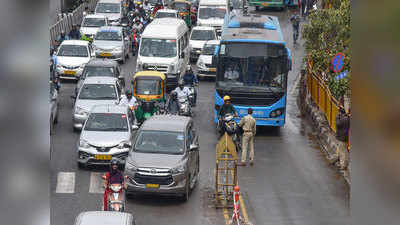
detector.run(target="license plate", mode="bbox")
[209,68,216,72]
[64,70,76,75]
[261,2,269,6]
[100,52,112,57]
[94,154,112,160]
[146,183,160,188]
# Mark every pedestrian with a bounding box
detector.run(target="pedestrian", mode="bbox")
[69,24,81,40]
[329,97,350,170]
[290,14,300,44]
[238,108,256,166]
[300,0,306,16]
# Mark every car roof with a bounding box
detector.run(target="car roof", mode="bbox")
[84,14,107,19]
[199,0,227,6]
[86,59,119,67]
[142,18,188,39]
[141,115,191,132]
[83,76,118,84]
[75,211,133,225]
[98,0,121,3]
[61,40,89,46]
[90,104,127,114]
[98,26,123,33]
[205,40,220,45]
[192,26,215,31]
[157,9,178,13]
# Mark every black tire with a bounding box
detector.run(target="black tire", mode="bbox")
[77,162,85,169]
[181,176,190,202]
[73,126,79,133]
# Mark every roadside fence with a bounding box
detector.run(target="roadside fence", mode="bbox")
[305,61,350,150]
[50,0,98,45]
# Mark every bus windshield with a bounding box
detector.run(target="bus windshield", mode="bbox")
[216,56,287,93]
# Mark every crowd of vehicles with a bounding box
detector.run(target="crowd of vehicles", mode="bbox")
[51,0,295,221]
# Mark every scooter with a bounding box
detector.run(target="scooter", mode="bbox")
[102,176,127,212]
[184,84,196,107]
[178,95,192,117]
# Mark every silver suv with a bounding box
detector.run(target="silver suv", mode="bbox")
[77,104,138,168]
[124,115,199,201]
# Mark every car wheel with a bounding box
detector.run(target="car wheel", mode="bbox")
[181,176,190,202]
[77,162,85,169]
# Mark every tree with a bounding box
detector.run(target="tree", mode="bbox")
[302,0,350,99]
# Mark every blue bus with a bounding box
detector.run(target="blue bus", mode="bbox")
[213,11,292,126]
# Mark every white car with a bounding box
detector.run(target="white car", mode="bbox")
[80,14,108,39]
[95,0,124,25]
[154,9,178,19]
[196,40,219,79]
[189,26,217,62]
[56,40,92,80]
[92,26,131,63]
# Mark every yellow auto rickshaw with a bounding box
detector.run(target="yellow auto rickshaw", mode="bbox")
[131,71,167,123]
[170,0,192,28]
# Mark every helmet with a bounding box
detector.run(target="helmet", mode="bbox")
[110,159,118,167]
[186,65,192,72]
[223,95,231,102]
[125,89,132,98]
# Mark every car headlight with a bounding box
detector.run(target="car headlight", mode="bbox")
[75,106,88,116]
[171,164,185,175]
[125,161,137,172]
[114,46,123,51]
[79,139,90,148]
[117,140,131,149]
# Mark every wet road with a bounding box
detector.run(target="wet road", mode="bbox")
[51,7,349,225]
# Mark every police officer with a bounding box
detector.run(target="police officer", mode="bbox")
[238,108,256,166]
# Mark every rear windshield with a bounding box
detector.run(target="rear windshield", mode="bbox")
[82,18,106,27]
[78,84,117,100]
[190,29,216,41]
[95,31,122,41]
[84,113,128,131]
[96,3,121,13]
[156,12,176,18]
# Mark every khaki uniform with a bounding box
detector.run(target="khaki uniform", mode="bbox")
[239,114,256,163]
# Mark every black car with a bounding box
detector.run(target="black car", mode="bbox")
[75,59,124,95]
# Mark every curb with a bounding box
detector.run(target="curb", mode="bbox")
[297,72,350,185]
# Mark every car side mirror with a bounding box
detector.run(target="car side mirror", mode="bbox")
[189,143,199,151]
[131,124,139,130]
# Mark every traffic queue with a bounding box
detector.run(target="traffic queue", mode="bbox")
[50,0,227,218]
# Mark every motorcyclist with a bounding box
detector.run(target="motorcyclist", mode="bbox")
[217,95,238,135]
[153,0,163,15]
[182,65,198,106]
[166,91,180,114]
[173,80,190,100]
[143,0,151,11]
[69,24,81,40]
[120,89,138,111]
[132,19,144,33]
[103,159,126,211]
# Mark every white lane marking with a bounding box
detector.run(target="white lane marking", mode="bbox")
[290,73,301,95]
[56,172,75,193]
[89,172,105,194]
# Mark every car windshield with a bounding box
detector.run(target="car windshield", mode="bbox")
[96,3,120,13]
[83,66,115,78]
[84,113,128,131]
[156,12,176,18]
[135,79,161,95]
[148,0,160,4]
[191,29,216,41]
[82,18,106,27]
[134,131,184,154]
[198,7,226,19]
[173,2,188,11]
[78,84,118,100]
[57,45,88,57]
[202,44,217,55]
[140,38,177,57]
[95,31,122,41]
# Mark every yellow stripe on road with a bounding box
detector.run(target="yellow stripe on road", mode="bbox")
[224,206,230,225]
[239,194,249,223]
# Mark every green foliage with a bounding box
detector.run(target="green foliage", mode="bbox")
[302,0,350,99]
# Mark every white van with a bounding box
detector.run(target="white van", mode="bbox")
[197,0,227,36]
[95,0,124,26]
[136,18,190,91]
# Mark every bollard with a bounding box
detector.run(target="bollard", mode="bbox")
[230,186,243,225]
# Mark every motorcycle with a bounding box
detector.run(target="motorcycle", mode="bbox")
[178,95,192,117]
[219,113,241,151]
[102,176,126,212]
[184,84,196,107]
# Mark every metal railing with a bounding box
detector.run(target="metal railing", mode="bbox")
[305,61,350,150]
[50,0,99,45]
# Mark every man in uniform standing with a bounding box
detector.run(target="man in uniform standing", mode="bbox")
[238,108,256,166]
